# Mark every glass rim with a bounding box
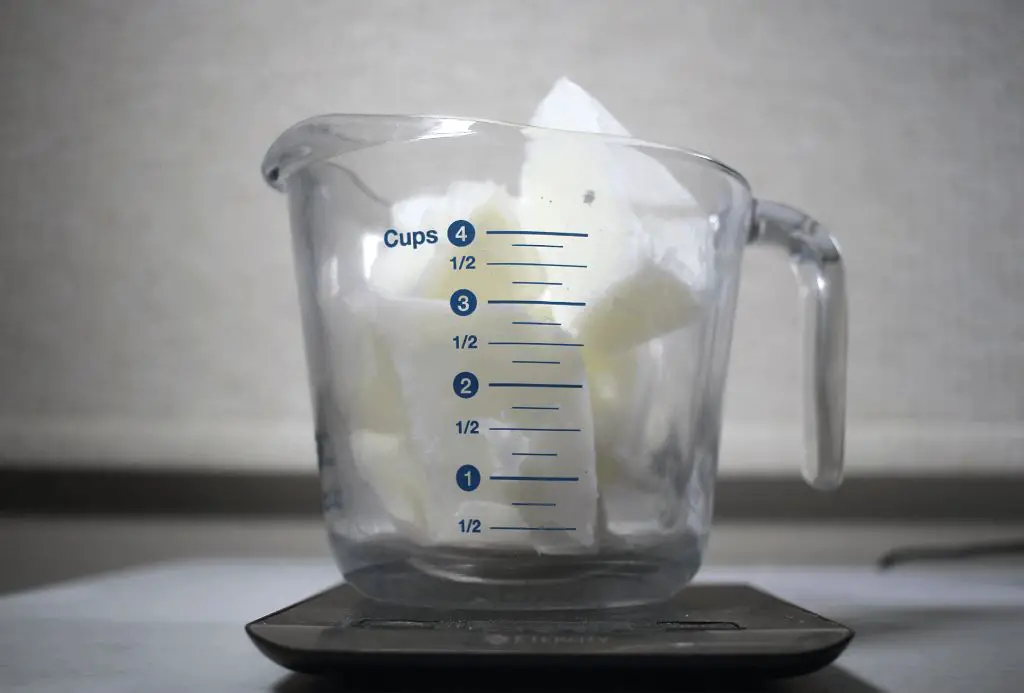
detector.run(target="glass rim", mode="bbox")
[262,113,751,194]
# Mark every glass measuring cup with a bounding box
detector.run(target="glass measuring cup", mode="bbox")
[262,115,846,609]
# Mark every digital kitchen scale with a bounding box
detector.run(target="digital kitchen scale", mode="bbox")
[247,583,853,683]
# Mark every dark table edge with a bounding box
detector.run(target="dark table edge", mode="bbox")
[2,466,1023,520]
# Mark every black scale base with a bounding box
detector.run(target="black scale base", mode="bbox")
[247,583,853,685]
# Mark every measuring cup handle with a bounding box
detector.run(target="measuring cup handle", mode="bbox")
[749,200,848,490]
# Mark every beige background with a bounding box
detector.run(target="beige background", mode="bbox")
[1,0,1022,475]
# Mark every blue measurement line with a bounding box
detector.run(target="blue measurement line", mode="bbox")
[512,452,558,457]
[489,427,581,432]
[490,299,586,307]
[491,526,577,531]
[511,502,557,507]
[487,262,587,268]
[512,360,561,365]
[511,281,562,286]
[490,341,583,347]
[512,321,562,326]
[489,382,583,389]
[490,475,579,482]
[511,406,560,411]
[486,230,589,238]
[511,243,564,248]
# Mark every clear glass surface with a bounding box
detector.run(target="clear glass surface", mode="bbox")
[263,115,847,609]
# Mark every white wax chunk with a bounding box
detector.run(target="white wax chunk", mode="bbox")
[522,77,710,548]
[529,77,631,137]
[325,174,601,553]
[519,86,707,338]
[527,78,700,209]
[518,132,644,333]
[346,291,599,554]
[577,262,701,354]
[324,77,715,554]
[596,477,686,551]
[346,430,430,542]
[321,296,407,434]
[584,346,659,486]
[372,181,550,308]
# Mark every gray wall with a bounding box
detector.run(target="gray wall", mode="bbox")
[1,0,1022,475]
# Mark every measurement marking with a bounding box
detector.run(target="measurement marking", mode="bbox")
[491,299,586,307]
[491,526,577,531]
[486,230,589,238]
[511,281,562,286]
[489,382,583,389]
[511,243,564,248]
[490,475,579,482]
[489,341,585,348]
[512,452,558,457]
[511,502,557,507]
[512,360,560,365]
[511,406,560,411]
[489,427,581,432]
[487,262,587,269]
[512,321,562,326]
[490,341,583,347]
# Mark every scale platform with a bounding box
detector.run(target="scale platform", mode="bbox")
[247,582,853,682]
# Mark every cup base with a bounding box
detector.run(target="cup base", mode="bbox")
[337,534,704,610]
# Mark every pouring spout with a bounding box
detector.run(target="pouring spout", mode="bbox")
[261,114,477,191]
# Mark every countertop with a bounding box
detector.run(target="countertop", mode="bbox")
[1,560,1023,692]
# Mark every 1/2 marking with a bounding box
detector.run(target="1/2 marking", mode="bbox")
[452,334,478,349]
[450,255,476,270]
[458,518,482,533]
[456,420,480,435]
